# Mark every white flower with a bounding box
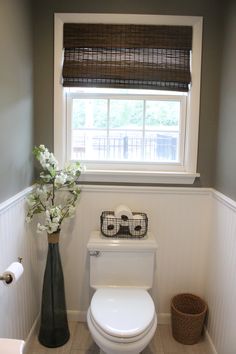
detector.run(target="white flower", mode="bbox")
[26,145,82,234]
[55,172,67,187]
[47,223,57,234]
[40,172,52,182]
[37,223,47,233]
[52,216,60,223]
[48,152,58,166]
[38,146,58,172]
[26,194,37,207]
[64,162,81,180]
[36,185,46,195]
[50,206,62,218]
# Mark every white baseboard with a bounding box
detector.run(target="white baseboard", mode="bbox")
[67,310,87,322]
[205,327,218,354]
[158,313,171,324]
[23,314,40,354]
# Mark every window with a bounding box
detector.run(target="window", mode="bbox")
[66,88,186,168]
[54,14,202,184]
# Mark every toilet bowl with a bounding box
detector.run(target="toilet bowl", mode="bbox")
[0,338,25,354]
[87,288,157,354]
[87,231,158,354]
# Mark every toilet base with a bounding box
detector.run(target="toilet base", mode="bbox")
[99,349,140,354]
[99,347,141,354]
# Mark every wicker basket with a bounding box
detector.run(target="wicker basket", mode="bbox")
[100,211,148,238]
[171,293,207,345]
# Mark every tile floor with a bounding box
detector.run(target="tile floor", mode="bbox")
[27,322,212,354]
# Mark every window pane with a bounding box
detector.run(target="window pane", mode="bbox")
[71,130,107,160]
[72,99,107,129]
[71,99,108,160]
[91,131,107,159]
[109,100,143,129]
[144,132,178,161]
[145,100,180,129]
[108,131,143,161]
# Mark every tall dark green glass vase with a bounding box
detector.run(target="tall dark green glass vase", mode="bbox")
[38,232,70,348]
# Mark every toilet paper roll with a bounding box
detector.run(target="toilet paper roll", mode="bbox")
[129,214,147,237]
[2,262,24,286]
[114,205,133,226]
[101,214,120,237]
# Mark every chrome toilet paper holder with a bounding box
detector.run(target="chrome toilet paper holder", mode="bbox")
[0,257,23,284]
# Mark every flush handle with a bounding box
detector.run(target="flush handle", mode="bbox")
[89,250,101,257]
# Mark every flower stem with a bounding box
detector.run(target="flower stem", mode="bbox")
[52,178,55,206]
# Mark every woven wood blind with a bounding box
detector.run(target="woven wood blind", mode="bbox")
[63,23,192,91]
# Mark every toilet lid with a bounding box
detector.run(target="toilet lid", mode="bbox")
[90,288,155,338]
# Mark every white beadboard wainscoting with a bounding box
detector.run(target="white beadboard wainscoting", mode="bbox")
[0,188,46,344]
[1,185,236,354]
[60,186,212,321]
[205,191,236,354]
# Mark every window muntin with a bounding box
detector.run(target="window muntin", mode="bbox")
[66,89,187,169]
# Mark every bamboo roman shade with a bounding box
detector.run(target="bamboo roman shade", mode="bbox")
[63,23,192,91]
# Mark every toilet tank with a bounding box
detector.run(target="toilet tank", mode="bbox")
[87,231,157,289]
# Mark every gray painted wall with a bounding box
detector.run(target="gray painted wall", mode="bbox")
[2,0,233,201]
[0,0,33,203]
[33,0,223,187]
[214,1,236,200]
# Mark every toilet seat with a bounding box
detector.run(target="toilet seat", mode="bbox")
[88,307,156,344]
[90,288,155,342]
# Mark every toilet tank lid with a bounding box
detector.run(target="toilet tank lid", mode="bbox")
[87,231,157,252]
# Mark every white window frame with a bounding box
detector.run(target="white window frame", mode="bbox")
[54,13,203,184]
[66,91,187,170]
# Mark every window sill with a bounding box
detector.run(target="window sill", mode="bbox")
[79,170,200,184]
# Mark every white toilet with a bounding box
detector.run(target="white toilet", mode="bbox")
[0,339,25,354]
[87,231,157,354]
